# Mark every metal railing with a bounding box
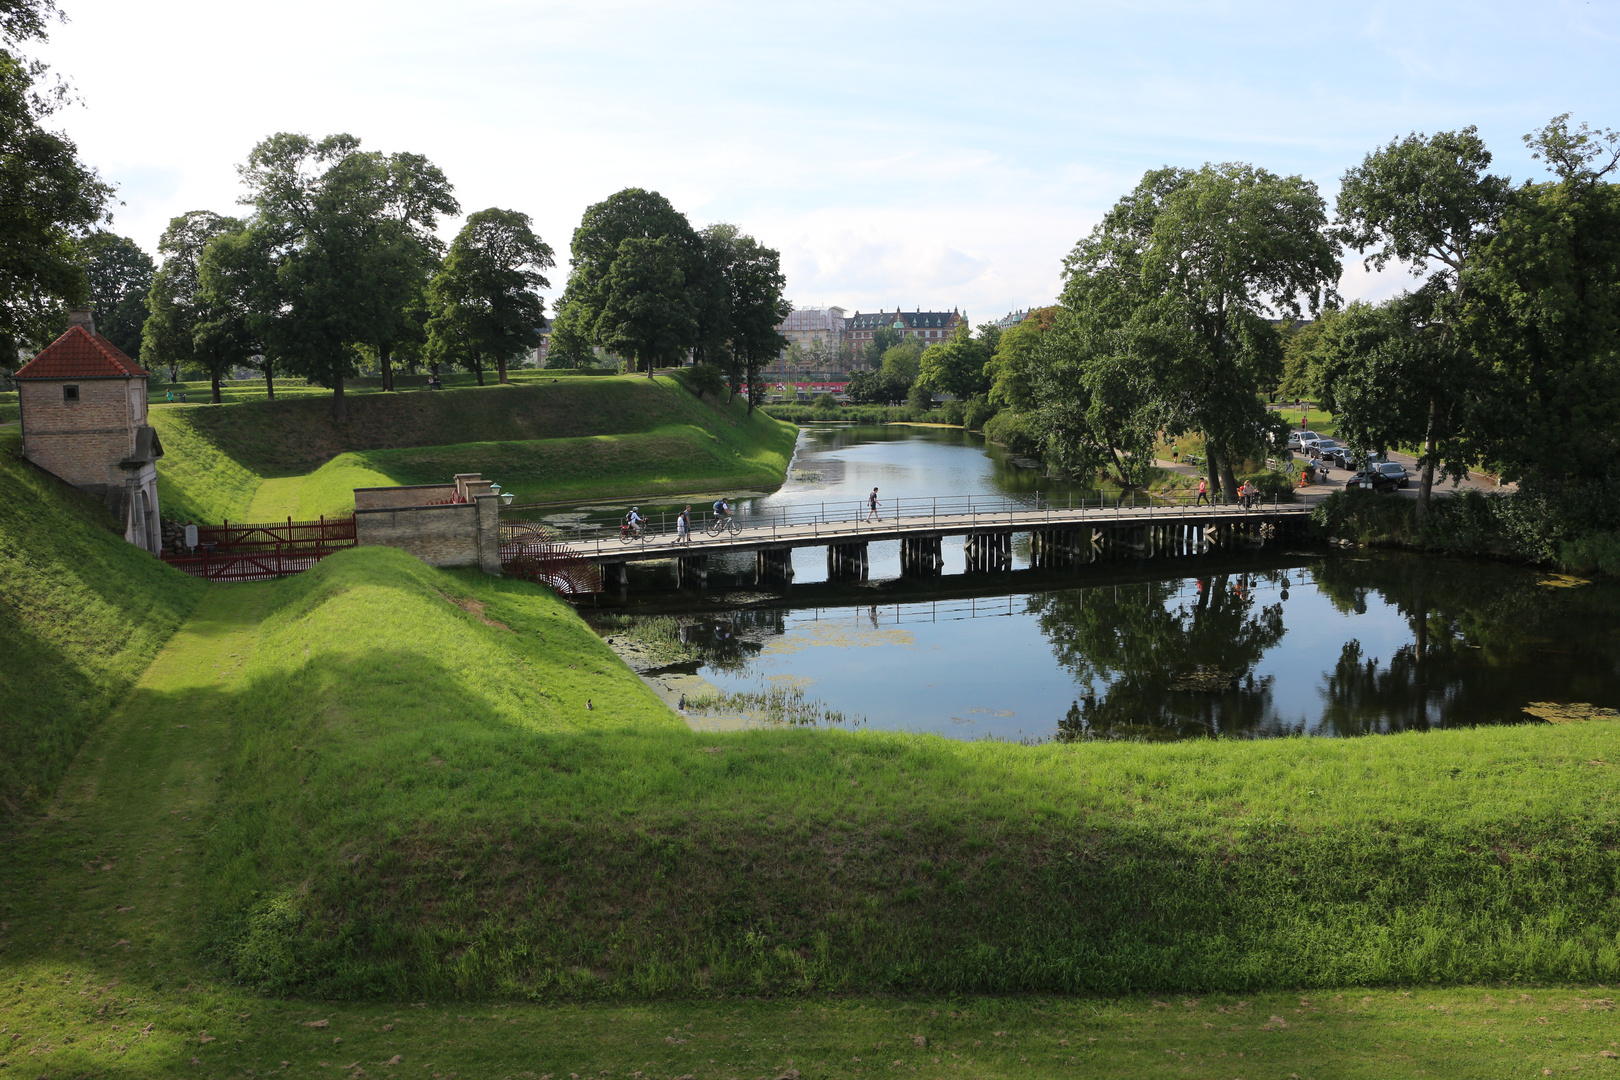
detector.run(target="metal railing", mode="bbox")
[502,488,1305,559]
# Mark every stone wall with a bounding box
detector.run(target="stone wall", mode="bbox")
[353,484,457,510]
[353,493,503,572]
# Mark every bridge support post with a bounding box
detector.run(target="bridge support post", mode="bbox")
[676,554,708,590]
[755,546,794,585]
[965,531,1010,572]
[900,535,942,577]
[827,542,868,582]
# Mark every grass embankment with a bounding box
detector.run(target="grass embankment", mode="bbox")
[149,376,797,522]
[143,367,615,407]
[0,430,205,816]
[1,389,17,425]
[4,547,1618,1006]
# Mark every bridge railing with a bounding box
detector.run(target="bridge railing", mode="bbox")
[502,487,1299,557]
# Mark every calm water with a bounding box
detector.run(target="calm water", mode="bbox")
[583,425,1620,741]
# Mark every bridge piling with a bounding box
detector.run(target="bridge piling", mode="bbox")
[755,546,794,585]
[676,554,709,589]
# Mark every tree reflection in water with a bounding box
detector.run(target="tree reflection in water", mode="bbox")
[1033,571,1291,740]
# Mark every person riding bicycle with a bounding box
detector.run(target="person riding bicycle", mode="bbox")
[712,498,730,523]
[624,506,645,538]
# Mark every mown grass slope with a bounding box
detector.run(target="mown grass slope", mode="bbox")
[0,429,205,815]
[149,376,797,523]
[3,543,1613,1004]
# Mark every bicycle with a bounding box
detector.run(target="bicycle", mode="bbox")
[618,521,647,543]
[705,514,742,537]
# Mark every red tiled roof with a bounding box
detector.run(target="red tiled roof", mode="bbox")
[14,325,148,380]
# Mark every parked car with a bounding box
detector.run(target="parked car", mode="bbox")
[1375,461,1409,488]
[1287,429,1322,451]
[1307,438,1342,461]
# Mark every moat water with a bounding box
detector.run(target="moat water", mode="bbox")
[559,425,1620,742]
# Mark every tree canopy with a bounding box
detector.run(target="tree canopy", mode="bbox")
[79,230,152,358]
[425,207,554,386]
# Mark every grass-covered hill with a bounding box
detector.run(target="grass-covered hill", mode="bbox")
[0,430,205,815]
[4,541,1616,1011]
[148,375,798,523]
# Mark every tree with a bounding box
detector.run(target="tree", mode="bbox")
[863,325,902,368]
[235,133,458,419]
[545,300,595,368]
[879,338,922,385]
[1048,163,1338,499]
[78,231,152,357]
[1336,125,1510,518]
[846,369,908,405]
[722,233,790,409]
[595,236,697,377]
[1462,116,1620,494]
[917,323,992,400]
[143,211,242,397]
[985,306,1058,412]
[0,7,112,371]
[564,188,701,370]
[197,223,282,398]
[425,208,553,386]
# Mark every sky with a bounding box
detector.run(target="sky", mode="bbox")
[30,0,1620,323]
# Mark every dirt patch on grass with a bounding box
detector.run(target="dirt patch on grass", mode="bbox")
[438,592,512,631]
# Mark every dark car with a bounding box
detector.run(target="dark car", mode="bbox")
[1307,438,1342,461]
[1346,462,1410,492]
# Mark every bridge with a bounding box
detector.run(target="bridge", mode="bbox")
[500,492,1313,591]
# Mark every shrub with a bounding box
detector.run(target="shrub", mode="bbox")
[1558,530,1620,575]
[1237,469,1295,503]
[811,393,840,416]
[682,363,726,399]
[939,400,966,426]
[907,382,933,411]
[982,410,1042,456]
[962,396,998,431]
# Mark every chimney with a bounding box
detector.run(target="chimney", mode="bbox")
[68,308,96,335]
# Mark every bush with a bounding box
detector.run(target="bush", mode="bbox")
[962,396,998,431]
[1558,530,1620,575]
[811,393,840,416]
[939,400,966,425]
[982,409,1042,457]
[682,363,726,399]
[1237,469,1296,503]
[906,382,932,411]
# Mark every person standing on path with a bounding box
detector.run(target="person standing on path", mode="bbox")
[867,487,880,522]
[675,505,691,544]
[1195,478,1210,506]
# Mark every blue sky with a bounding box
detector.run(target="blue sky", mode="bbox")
[34,0,1620,321]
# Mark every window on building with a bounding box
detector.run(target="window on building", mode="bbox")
[63,385,79,402]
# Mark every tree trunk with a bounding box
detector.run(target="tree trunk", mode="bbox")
[331,377,347,422]
[264,361,275,401]
[1415,397,1439,525]
[211,368,222,405]
[381,348,393,392]
[497,354,509,385]
[1205,446,1225,503]
[475,359,484,387]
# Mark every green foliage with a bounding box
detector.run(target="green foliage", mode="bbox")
[78,230,153,357]
[906,379,932,411]
[810,391,840,416]
[596,236,698,376]
[845,369,909,405]
[695,223,790,407]
[862,324,903,367]
[880,337,922,384]
[961,395,998,431]
[1235,468,1295,502]
[0,429,205,814]
[938,399,965,425]
[681,360,725,399]
[425,207,554,386]
[981,408,1040,455]
[916,326,991,400]
[985,306,1056,411]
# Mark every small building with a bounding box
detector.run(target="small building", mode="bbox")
[776,306,847,354]
[14,309,164,554]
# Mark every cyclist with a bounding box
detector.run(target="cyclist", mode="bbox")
[712,497,730,525]
[623,506,645,539]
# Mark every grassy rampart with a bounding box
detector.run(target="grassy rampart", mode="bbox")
[148,376,798,522]
[0,429,205,815]
[3,544,1613,1006]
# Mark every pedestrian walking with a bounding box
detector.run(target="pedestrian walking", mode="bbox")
[675,505,691,544]
[1195,478,1210,506]
[866,486,880,522]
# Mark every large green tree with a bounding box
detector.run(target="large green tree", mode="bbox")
[425,207,554,386]
[142,210,242,396]
[78,231,152,358]
[235,133,458,419]
[0,1,111,372]
[1045,164,1337,497]
[917,323,992,401]
[196,222,282,398]
[1462,116,1620,496]
[562,188,702,373]
[595,236,697,377]
[718,231,790,409]
[984,306,1058,412]
[1335,126,1510,517]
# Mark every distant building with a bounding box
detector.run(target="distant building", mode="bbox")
[776,307,847,353]
[845,308,966,356]
[14,309,164,554]
[532,316,553,367]
[995,309,1032,330]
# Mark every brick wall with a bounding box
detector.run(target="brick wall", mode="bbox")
[354,503,480,567]
[353,484,458,510]
[19,377,138,489]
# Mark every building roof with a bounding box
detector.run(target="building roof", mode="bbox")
[846,310,963,332]
[13,325,148,380]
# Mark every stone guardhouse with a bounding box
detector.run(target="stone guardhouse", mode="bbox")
[14,309,165,554]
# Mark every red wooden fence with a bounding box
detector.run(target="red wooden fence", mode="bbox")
[161,516,358,582]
